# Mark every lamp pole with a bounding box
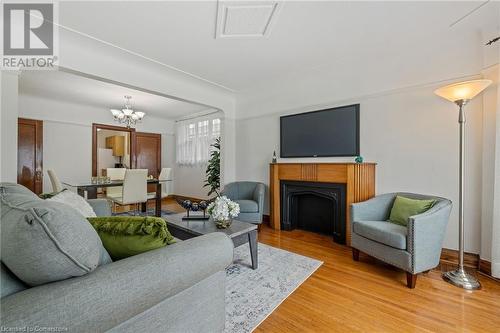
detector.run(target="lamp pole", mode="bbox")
[458,100,466,271]
[434,79,491,290]
[442,99,481,290]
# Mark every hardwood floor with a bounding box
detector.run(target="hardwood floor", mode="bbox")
[255,225,500,333]
[159,199,500,332]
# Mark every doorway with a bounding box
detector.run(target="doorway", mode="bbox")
[92,123,162,180]
[92,123,135,177]
[135,132,161,178]
[17,118,43,194]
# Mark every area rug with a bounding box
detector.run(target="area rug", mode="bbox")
[225,243,322,332]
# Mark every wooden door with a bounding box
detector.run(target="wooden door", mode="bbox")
[18,118,43,194]
[134,132,161,186]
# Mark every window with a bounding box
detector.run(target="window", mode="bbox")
[188,123,196,138]
[176,115,221,165]
[212,118,221,138]
[198,120,209,137]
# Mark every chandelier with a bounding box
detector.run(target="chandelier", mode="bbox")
[110,95,145,128]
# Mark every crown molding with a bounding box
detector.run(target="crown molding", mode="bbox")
[56,21,236,93]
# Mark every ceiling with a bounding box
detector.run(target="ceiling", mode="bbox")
[57,1,499,92]
[19,70,210,119]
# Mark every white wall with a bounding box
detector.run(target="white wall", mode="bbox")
[18,94,176,193]
[174,165,209,199]
[479,13,500,264]
[0,71,19,182]
[7,26,237,196]
[235,80,485,253]
[58,30,237,186]
[493,73,500,276]
[481,65,499,261]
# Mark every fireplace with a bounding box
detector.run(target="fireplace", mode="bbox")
[281,180,346,244]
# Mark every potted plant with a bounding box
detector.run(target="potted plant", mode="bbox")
[204,137,221,197]
[204,137,240,228]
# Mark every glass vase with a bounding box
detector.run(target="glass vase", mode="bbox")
[214,219,232,229]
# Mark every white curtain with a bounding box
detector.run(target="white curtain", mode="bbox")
[176,112,222,166]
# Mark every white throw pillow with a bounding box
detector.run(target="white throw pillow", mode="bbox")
[47,190,97,217]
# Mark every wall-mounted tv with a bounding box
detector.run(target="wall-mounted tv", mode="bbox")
[280,104,360,158]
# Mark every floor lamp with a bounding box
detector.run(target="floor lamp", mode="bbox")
[434,79,492,290]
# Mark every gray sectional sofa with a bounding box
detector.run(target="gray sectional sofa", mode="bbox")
[0,183,234,332]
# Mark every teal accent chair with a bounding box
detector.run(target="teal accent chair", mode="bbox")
[222,182,265,225]
[351,193,452,288]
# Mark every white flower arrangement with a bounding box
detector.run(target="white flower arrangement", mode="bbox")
[207,196,240,222]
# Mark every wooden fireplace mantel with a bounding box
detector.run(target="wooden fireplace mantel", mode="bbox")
[269,162,376,246]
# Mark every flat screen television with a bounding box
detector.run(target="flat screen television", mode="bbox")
[280,104,360,158]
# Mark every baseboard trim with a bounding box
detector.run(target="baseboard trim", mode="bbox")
[439,248,479,270]
[173,194,206,202]
[479,259,492,276]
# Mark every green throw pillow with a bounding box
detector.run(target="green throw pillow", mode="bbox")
[87,216,175,260]
[389,196,436,226]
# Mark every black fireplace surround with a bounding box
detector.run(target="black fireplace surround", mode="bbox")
[281,180,346,244]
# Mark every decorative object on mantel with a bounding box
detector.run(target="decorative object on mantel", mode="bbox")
[176,198,211,220]
[272,151,277,163]
[434,79,492,290]
[110,95,145,128]
[355,155,364,163]
[207,196,240,229]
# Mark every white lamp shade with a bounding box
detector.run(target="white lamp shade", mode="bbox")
[135,111,145,119]
[117,113,125,119]
[434,79,492,103]
[122,108,133,116]
[131,113,139,120]
[110,109,121,116]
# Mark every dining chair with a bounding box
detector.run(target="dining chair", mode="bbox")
[148,167,173,200]
[47,169,64,193]
[105,168,126,199]
[110,169,148,215]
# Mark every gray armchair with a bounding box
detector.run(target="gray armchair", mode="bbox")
[222,181,265,225]
[351,192,452,288]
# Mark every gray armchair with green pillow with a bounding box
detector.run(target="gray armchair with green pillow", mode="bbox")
[351,192,452,288]
[0,183,234,332]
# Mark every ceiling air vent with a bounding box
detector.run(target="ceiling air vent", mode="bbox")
[215,1,283,39]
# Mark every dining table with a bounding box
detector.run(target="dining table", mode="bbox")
[62,179,165,217]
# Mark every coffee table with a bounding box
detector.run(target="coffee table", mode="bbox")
[165,213,258,269]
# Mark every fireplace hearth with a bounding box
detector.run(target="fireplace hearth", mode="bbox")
[281,180,346,244]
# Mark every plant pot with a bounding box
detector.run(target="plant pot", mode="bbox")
[214,219,232,229]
